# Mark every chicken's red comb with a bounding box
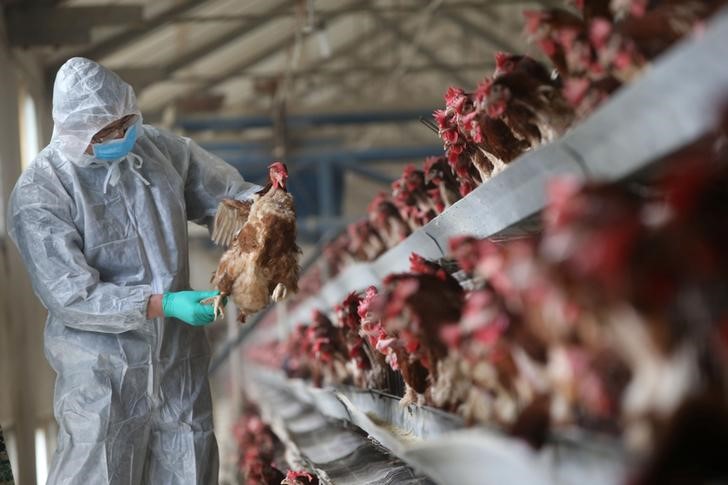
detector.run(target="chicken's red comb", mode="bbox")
[433,109,451,130]
[284,469,316,484]
[423,156,443,173]
[522,10,543,34]
[444,86,465,105]
[449,238,483,271]
[589,18,613,48]
[494,51,511,69]
[474,79,493,104]
[538,38,557,57]
[268,160,288,173]
[367,192,388,213]
[411,252,452,282]
[459,180,475,197]
[563,77,590,107]
[357,286,379,318]
[403,163,418,177]
[440,324,463,349]
[449,235,478,251]
[409,252,424,268]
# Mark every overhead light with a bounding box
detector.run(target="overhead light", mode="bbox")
[301,0,330,59]
[316,23,332,59]
[302,0,317,34]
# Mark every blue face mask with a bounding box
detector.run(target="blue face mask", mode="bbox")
[92,119,139,161]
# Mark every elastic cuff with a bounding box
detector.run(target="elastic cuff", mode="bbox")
[137,286,156,321]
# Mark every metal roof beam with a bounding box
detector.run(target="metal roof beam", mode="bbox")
[218,144,444,170]
[334,159,397,185]
[169,62,494,83]
[168,0,293,74]
[74,0,210,62]
[440,10,522,54]
[192,0,369,92]
[146,0,363,116]
[114,67,169,90]
[114,0,295,91]
[368,9,472,87]
[147,0,522,115]
[170,1,533,23]
[6,5,143,47]
[265,21,389,110]
[284,22,380,80]
[176,110,436,131]
[281,26,400,108]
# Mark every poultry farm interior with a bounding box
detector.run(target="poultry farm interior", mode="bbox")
[225,2,728,484]
[2,0,728,484]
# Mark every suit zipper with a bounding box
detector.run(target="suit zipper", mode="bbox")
[151,281,163,414]
[118,169,162,413]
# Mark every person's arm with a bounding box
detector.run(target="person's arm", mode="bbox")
[146,292,222,326]
[145,126,261,226]
[147,294,163,319]
[180,136,261,225]
[9,175,154,333]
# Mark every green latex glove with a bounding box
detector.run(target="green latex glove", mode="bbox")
[162,290,224,326]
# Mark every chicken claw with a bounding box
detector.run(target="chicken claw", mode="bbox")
[271,283,288,302]
[202,295,226,320]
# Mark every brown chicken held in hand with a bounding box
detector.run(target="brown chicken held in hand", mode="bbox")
[208,162,301,322]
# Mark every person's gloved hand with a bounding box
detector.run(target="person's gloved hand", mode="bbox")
[162,290,226,326]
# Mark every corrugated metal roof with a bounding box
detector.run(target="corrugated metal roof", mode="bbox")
[31,0,539,116]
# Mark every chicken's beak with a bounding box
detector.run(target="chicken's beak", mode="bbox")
[276,172,288,190]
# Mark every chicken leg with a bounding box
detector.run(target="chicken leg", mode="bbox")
[271,283,288,302]
[201,295,226,320]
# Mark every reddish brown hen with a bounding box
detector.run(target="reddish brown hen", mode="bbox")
[370,254,465,405]
[208,162,301,321]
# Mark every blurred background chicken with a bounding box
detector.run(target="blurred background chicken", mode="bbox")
[335,292,390,389]
[207,162,301,322]
[281,470,319,485]
[234,405,286,485]
[367,254,465,406]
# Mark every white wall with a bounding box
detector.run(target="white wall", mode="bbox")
[0,22,56,485]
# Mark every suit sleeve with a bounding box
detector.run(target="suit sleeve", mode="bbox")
[181,137,261,225]
[8,172,153,333]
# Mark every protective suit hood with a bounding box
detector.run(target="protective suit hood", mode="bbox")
[51,57,141,165]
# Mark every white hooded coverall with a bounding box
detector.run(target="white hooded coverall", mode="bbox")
[8,57,258,484]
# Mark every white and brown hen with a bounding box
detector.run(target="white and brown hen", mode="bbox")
[207,162,301,322]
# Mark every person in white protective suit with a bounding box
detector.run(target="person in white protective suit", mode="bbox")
[8,57,260,484]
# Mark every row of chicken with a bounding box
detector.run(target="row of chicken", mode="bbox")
[528,0,728,116]
[292,0,725,302]
[249,114,728,480]
[435,0,728,199]
[234,405,319,485]
[290,155,459,301]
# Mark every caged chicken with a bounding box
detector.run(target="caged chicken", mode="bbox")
[434,52,572,192]
[423,155,461,212]
[346,219,386,262]
[392,165,439,229]
[234,406,286,485]
[307,310,349,387]
[525,0,728,118]
[281,470,319,485]
[368,253,465,405]
[367,193,412,247]
[207,161,301,322]
[336,291,390,389]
